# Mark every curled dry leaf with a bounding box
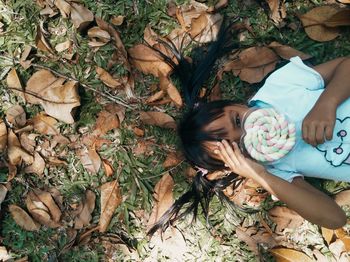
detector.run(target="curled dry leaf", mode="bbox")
[88,27,111,43]
[7,130,33,166]
[54,0,71,18]
[9,204,40,231]
[93,110,120,136]
[111,15,125,26]
[268,42,312,60]
[95,67,122,89]
[159,74,183,107]
[223,47,279,83]
[147,90,165,104]
[105,103,126,124]
[6,68,25,100]
[270,248,314,262]
[299,6,340,42]
[102,159,114,177]
[70,3,94,31]
[35,25,53,53]
[139,111,176,129]
[0,184,8,206]
[34,189,62,222]
[265,0,287,25]
[55,40,71,52]
[78,147,101,174]
[24,152,45,176]
[25,70,80,124]
[99,180,122,232]
[32,113,59,135]
[147,173,174,230]
[74,190,96,229]
[6,105,26,128]
[0,121,7,152]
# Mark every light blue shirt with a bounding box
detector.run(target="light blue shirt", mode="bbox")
[248,56,350,182]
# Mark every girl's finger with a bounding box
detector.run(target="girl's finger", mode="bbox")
[220,140,240,166]
[217,141,239,167]
[231,142,244,163]
[216,148,235,169]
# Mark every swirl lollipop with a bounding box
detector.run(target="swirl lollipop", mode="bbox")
[242,108,296,162]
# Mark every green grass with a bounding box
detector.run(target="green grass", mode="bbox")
[1,0,350,261]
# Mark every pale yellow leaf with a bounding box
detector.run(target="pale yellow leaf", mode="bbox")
[270,248,314,262]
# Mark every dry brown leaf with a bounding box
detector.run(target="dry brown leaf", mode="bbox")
[93,110,120,136]
[88,27,111,43]
[268,42,312,60]
[111,15,125,26]
[147,173,174,230]
[223,47,279,83]
[74,190,96,229]
[9,204,40,231]
[105,104,125,124]
[88,40,107,48]
[0,121,8,152]
[334,189,350,206]
[147,90,165,104]
[24,152,45,176]
[133,127,144,137]
[99,180,122,232]
[78,147,101,174]
[7,163,17,181]
[55,40,71,52]
[25,70,80,124]
[34,189,62,222]
[0,184,8,206]
[299,6,340,42]
[268,206,304,233]
[265,0,286,25]
[7,130,34,166]
[6,105,26,128]
[324,9,350,27]
[159,74,183,107]
[129,44,172,77]
[270,248,314,262]
[95,67,122,88]
[102,159,114,177]
[6,68,25,100]
[139,111,176,129]
[35,25,53,53]
[54,0,71,18]
[163,152,183,168]
[337,0,350,3]
[70,3,94,31]
[208,0,229,12]
[32,113,60,135]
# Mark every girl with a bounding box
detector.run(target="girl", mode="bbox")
[147,22,350,235]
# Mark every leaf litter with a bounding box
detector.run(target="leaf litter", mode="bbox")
[2,0,350,261]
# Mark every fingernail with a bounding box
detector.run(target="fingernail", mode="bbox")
[216,142,220,146]
[214,150,219,154]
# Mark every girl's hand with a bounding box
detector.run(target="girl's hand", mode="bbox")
[215,140,266,180]
[302,99,336,146]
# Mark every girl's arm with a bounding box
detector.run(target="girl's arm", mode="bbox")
[216,140,347,229]
[303,57,350,146]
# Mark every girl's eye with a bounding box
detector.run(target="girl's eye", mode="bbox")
[236,115,241,127]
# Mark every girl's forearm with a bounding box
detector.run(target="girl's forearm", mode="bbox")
[251,170,346,229]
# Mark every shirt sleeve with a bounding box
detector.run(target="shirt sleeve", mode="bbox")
[264,56,325,91]
[266,166,304,183]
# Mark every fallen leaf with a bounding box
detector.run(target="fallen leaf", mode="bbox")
[35,25,53,53]
[268,206,304,233]
[7,130,34,166]
[9,204,40,231]
[74,190,96,229]
[31,113,60,135]
[334,190,350,206]
[0,121,7,152]
[139,111,176,129]
[159,74,183,107]
[24,152,45,176]
[6,68,25,100]
[337,0,350,3]
[208,0,229,12]
[105,104,125,124]
[163,152,183,168]
[54,0,71,18]
[102,159,114,177]
[147,173,174,230]
[6,105,26,128]
[235,226,259,255]
[88,27,111,43]
[265,0,287,25]
[70,3,94,31]
[324,9,350,27]
[129,44,173,77]
[321,227,335,245]
[95,67,122,89]
[99,180,122,232]
[146,90,165,104]
[25,70,80,124]
[34,189,62,222]
[78,147,101,174]
[133,127,144,137]
[93,110,120,136]
[0,184,8,206]
[111,15,124,26]
[268,42,312,60]
[223,47,279,83]
[55,40,71,52]
[299,6,340,42]
[270,248,314,262]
